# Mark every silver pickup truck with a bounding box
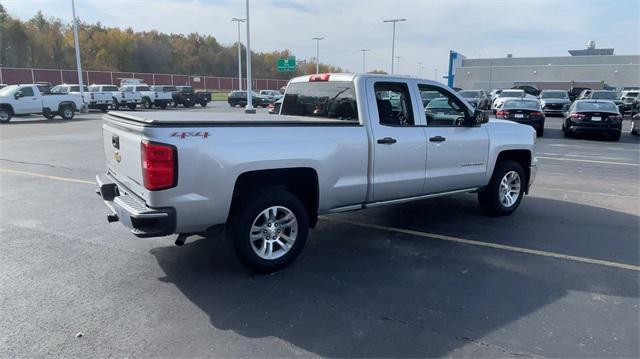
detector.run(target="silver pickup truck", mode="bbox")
[97,73,537,273]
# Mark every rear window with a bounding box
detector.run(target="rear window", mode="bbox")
[499,91,524,98]
[541,91,568,99]
[458,90,481,98]
[503,100,540,110]
[69,85,88,92]
[180,86,194,93]
[136,86,150,92]
[281,81,358,122]
[592,92,617,99]
[576,101,618,112]
[624,92,639,97]
[93,85,118,92]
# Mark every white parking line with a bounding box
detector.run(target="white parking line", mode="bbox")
[322,217,640,272]
[534,186,638,199]
[0,168,96,185]
[537,156,640,167]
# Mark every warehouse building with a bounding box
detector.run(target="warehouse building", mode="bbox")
[448,42,640,91]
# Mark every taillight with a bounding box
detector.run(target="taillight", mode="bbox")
[141,141,177,191]
[309,73,330,81]
[530,111,543,116]
[610,114,623,121]
[569,113,585,120]
[496,110,509,118]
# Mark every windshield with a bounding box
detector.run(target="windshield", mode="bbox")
[592,92,617,100]
[503,100,540,110]
[179,86,194,93]
[0,85,19,96]
[499,91,523,98]
[541,91,568,99]
[281,81,358,121]
[458,90,481,98]
[576,101,618,112]
[624,92,639,97]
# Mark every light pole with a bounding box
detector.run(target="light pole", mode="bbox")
[395,56,402,75]
[417,62,422,77]
[420,65,426,78]
[71,0,87,112]
[231,17,245,91]
[312,37,324,74]
[434,68,439,82]
[359,49,370,73]
[383,18,405,74]
[244,0,255,113]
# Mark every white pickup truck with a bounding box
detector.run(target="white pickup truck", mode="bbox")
[0,84,84,122]
[132,84,173,110]
[51,84,112,112]
[97,73,537,273]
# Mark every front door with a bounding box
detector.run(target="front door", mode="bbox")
[14,86,40,114]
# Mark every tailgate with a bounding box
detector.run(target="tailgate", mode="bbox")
[102,116,147,199]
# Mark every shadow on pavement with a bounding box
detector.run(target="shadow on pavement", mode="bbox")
[150,196,639,357]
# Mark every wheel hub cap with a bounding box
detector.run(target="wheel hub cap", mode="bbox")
[250,206,298,260]
[498,171,521,208]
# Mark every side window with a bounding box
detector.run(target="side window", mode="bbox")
[419,84,468,127]
[21,87,35,97]
[374,82,414,126]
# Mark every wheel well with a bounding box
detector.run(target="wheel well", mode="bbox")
[495,149,532,192]
[0,104,14,115]
[230,168,319,227]
[58,102,76,112]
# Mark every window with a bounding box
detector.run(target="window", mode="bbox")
[576,102,618,112]
[374,82,414,126]
[419,84,468,127]
[120,86,132,92]
[136,86,150,92]
[20,87,35,97]
[281,81,358,122]
[503,100,540,110]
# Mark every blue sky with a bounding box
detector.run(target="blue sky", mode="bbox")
[4,0,639,77]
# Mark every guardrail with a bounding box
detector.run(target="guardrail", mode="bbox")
[0,67,289,91]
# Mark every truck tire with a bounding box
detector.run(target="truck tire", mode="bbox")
[478,160,525,217]
[227,190,309,273]
[200,101,208,107]
[160,103,167,109]
[536,126,544,137]
[142,98,152,109]
[59,105,74,120]
[112,100,119,110]
[610,131,621,142]
[0,107,12,123]
[43,112,56,120]
[100,104,109,113]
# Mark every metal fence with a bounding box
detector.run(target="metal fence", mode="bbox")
[0,67,290,91]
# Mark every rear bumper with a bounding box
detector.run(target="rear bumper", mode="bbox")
[567,122,622,133]
[96,173,175,238]
[153,99,172,105]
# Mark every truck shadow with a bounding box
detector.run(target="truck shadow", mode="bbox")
[150,196,639,357]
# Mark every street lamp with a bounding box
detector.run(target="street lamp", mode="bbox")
[244,0,255,114]
[231,17,245,91]
[359,49,370,73]
[312,37,324,74]
[395,56,402,74]
[71,0,87,112]
[383,18,405,74]
[417,62,422,77]
[434,68,439,82]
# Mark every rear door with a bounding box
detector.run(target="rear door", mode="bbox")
[366,79,428,202]
[418,83,490,194]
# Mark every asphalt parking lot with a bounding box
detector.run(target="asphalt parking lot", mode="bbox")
[1,102,638,358]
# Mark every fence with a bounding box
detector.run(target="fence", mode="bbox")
[0,67,290,91]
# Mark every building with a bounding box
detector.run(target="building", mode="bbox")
[448,42,639,91]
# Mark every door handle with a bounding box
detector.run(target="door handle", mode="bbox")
[429,136,446,143]
[377,137,397,145]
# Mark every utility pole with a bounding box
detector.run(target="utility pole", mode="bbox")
[417,62,422,77]
[312,37,324,74]
[395,56,402,75]
[434,68,439,82]
[359,49,370,73]
[244,0,255,113]
[231,17,245,91]
[71,0,87,112]
[383,18,405,74]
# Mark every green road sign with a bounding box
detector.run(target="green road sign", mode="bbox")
[277,56,297,72]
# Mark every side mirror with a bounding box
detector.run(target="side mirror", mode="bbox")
[466,108,489,126]
[14,91,22,99]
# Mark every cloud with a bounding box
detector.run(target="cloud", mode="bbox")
[4,0,639,76]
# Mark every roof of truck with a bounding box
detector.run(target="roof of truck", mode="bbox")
[288,73,432,84]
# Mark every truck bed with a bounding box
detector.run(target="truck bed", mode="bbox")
[105,111,359,126]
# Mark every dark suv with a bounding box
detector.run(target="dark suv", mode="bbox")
[175,86,211,107]
[227,91,271,107]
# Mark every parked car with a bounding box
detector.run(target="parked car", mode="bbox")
[586,90,623,111]
[150,85,180,106]
[496,98,545,136]
[492,89,526,111]
[176,86,211,107]
[539,90,571,116]
[511,85,540,97]
[490,89,505,101]
[0,84,7,90]
[620,90,640,113]
[631,113,639,135]
[259,90,283,102]
[89,84,135,110]
[51,84,112,112]
[562,100,623,141]
[577,89,592,100]
[131,84,172,109]
[227,91,271,107]
[114,85,142,110]
[457,89,491,109]
[420,90,442,107]
[568,87,591,102]
[0,84,84,122]
[97,73,537,273]
[267,98,283,114]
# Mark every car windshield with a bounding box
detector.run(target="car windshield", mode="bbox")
[503,100,540,110]
[576,101,618,112]
[281,81,358,121]
[458,90,481,98]
[624,92,639,97]
[592,92,617,100]
[541,91,568,99]
[499,91,523,98]
[0,85,19,96]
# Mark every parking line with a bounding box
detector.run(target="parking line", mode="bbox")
[0,168,96,185]
[322,217,640,272]
[537,156,640,167]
